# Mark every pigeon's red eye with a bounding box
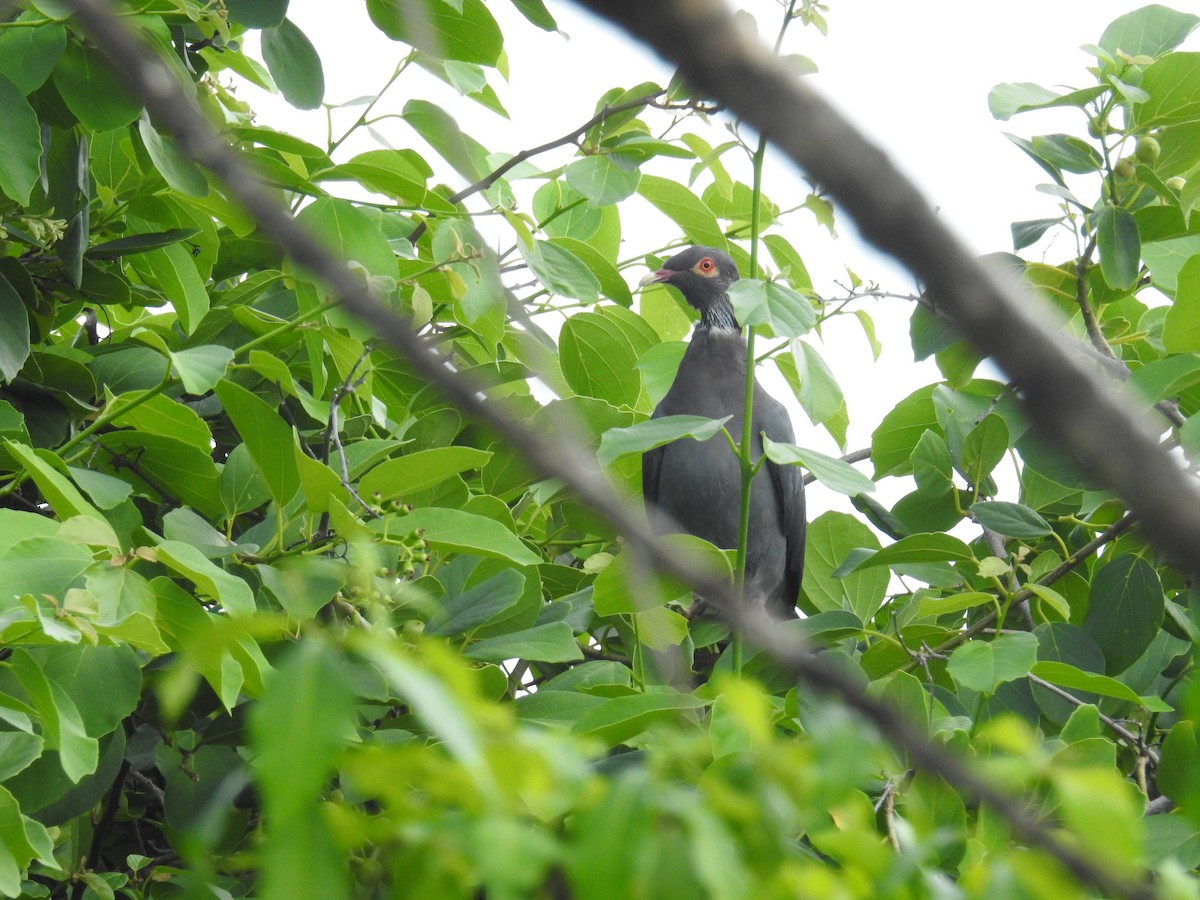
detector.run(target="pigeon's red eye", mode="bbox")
[698,257,715,273]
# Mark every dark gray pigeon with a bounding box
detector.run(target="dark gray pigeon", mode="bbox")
[641,246,805,619]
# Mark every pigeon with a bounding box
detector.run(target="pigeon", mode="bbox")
[641,246,805,618]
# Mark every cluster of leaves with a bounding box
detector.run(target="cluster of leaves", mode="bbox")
[0,0,1199,897]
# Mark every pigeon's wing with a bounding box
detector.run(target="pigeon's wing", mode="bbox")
[760,398,806,615]
[641,404,665,527]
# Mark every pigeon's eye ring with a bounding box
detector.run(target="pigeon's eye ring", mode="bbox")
[696,257,716,275]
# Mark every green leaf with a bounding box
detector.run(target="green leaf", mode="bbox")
[10,650,98,782]
[403,98,491,181]
[918,591,997,618]
[0,75,40,205]
[138,114,207,197]
[1100,6,1200,57]
[571,691,708,747]
[154,540,255,616]
[426,570,525,636]
[838,533,976,574]
[763,437,875,496]
[801,511,887,620]
[0,534,92,602]
[168,345,233,395]
[295,196,396,279]
[214,380,301,508]
[464,621,583,663]
[1030,661,1171,712]
[638,175,727,248]
[1136,52,1200,129]
[136,244,210,335]
[6,442,104,522]
[871,385,937,478]
[225,0,288,28]
[970,500,1053,539]
[948,632,1038,693]
[360,447,493,502]
[1162,255,1200,352]
[261,17,325,110]
[106,390,212,451]
[368,0,504,66]
[598,415,730,467]
[390,507,540,566]
[565,155,641,206]
[52,39,141,131]
[523,240,601,301]
[86,228,198,259]
[0,21,65,94]
[960,414,1009,486]
[1095,202,1141,291]
[728,278,815,338]
[1158,721,1200,818]
[0,271,30,383]
[1011,217,1063,251]
[987,82,1106,121]
[509,0,557,30]
[1081,554,1164,674]
[559,306,658,409]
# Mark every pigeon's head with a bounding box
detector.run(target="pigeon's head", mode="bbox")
[641,246,739,314]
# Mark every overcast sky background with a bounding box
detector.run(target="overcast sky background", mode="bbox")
[240,1,1194,511]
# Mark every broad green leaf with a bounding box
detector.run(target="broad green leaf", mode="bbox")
[0,271,30,382]
[728,278,816,338]
[763,233,813,293]
[987,82,1106,121]
[42,644,141,737]
[1099,5,1200,58]
[106,390,213,451]
[1158,721,1200,817]
[154,540,256,616]
[361,447,493,502]
[225,0,288,27]
[1163,255,1200,352]
[598,415,730,467]
[214,380,301,508]
[559,306,658,409]
[52,40,141,131]
[550,237,632,305]
[169,345,234,394]
[403,99,491,181]
[1011,217,1063,251]
[0,75,39,206]
[509,0,556,30]
[970,500,1053,538]
[571,691,708,747]
[464,621,583,663]
[1081,554,1164,674]
[138,113,207,197]
[801,511,887,619]
[1095,202,1141,291]
[137,244,210,335]
[5,442,103,521]
[871,385,937,478]
[0,535,91,601]
[763,437,876,496]
[426,570,525,636]
[565,155,641,206]
[313,148,441,208]
[947,631,1038,693]
[918,591,997,618]
[388,507,541,566]
[10,651,97,782]
[592,534,730,616]
[960,414,1009,486]
[1030,661,1171,712]
[96,431,223,517]
[0,22,65,94]
[261,17,325,110]
[1136,52,1200,128]
[523,240,601,301]
[638,175,727,248]
[368,0,504,66]
[295,196,395,279]
[838,532,975,575]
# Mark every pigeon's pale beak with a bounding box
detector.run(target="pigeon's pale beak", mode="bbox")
[639,268,674,287]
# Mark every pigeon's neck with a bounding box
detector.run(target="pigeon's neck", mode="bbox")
[696,296,740,333]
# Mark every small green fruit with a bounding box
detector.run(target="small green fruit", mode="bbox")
[1135,135,1161,164]
[1166,176,1187,192]
[1114,157,1136,179]
[402,619,424,642]
[1087,117,1105,139]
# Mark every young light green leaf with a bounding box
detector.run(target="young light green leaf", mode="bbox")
[214,380,301,508]
[598,415,730,467]
[836,532,976,575]
[1030,661,1172,712]
[154,541,255,617]
[762,437,875,496]
[169,346,233,395]
[727,278,816,338]
[360,447,493,502]
[464,621,583,663]
[388,507,541,566]
[948,631,1038,693]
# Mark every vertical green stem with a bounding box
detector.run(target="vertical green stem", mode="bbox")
[732,1,796,676]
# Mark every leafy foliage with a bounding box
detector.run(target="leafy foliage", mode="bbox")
[1,0,1200,897]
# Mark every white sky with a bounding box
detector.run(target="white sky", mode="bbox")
[240,1,1193,512]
